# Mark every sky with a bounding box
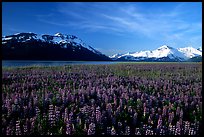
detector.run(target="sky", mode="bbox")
[2,2,202,56]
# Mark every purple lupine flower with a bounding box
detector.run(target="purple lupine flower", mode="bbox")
[111,126,116,135]
[87,123,95,135]
[151,107,155,115]
[107,126,111,135]
[6,122,13,136]
[143,107,147,117]
[133,112,137,126]
[162,105,167,117]
[176,121,181,129]
[76,116,82,126]
[157,116,162,129]
[23,120,28,135]
[183,121,190,135]
[69,111,74,124]
[168,112,174,124]
[148,115,153,125]
[125,126,130,135]
[106,103,112,116]
[175,127,181,135]
[90,111,95,123]
[30,117,36,133]
[141,124,147,134]
[169,124,176,135]
[84,106,89,119]
[48,104,55,128]
[35,106,40,117]
[64,108,68,122]
[135,128,141,135]
[195,121,199,134]
[146,129,154,135]
[65,118,72,135]
[15,120,21,135]
[168,124,173,134]
[95,106,101,123]
[159,128,166,135]
[188,127,196,135]
[55,106,60,122]
[117,121,124,135]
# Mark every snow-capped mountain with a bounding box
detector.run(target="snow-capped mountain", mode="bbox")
[178,47,202,58]
[2,32,102,54]
[2,32,110,61]
[110,45,202,61]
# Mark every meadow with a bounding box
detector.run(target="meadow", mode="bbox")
[2,63,202,135]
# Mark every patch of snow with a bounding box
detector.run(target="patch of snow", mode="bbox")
[59,40,67,44]
[14,33,21,35]
[178,47,202,58]
[109,53,123,58]
[3,37,13,40]
[54,33,62,37]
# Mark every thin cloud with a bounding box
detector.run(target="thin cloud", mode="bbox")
[38,19,72,27]
[2,25,28,35]
[37,2,201,48]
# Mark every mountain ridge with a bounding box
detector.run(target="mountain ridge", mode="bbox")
[2,32,202,62]
[2,32,110,61]
[110,45,202,62]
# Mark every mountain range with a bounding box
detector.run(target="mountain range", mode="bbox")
[2,32,110,61]
[109,45,202,62]
[2,32,202,62]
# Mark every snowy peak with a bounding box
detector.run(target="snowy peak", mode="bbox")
[109,53,123,58]
[155,45,187,59]
[121,45,185,59]
[2,32,38,43]
[40,33,80,45]
[178,47,202,58]
[54,32,63,37]
[157,45,173,50]
[2,32,81,45]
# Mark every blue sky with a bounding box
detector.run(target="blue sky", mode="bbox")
[2,2,202,56]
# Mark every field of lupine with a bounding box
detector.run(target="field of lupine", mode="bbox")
[2,63,202,135]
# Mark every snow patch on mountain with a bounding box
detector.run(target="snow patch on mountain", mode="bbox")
[109,53,123,58]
